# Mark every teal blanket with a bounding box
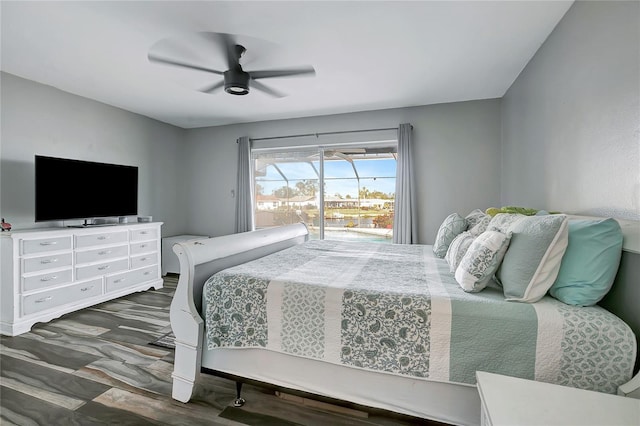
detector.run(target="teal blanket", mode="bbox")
[203,240,636,393]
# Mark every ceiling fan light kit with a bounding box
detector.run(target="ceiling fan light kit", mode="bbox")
[224,68,250,95]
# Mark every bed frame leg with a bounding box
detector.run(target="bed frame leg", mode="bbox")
[234,381,246,407]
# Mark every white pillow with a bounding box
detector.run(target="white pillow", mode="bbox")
[445,231,475,273]
[455,230,511,293]
[497,215,569,303]
[464,209,486,229]
[487,213,523,233]
[469,215,491,236]
[433,213,466,258]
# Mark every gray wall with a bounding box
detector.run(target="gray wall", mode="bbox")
[501,2,640,370]
[0,71,502,244]
[183,99,502,244]
[501,1,640,220]
[0,72,186,237]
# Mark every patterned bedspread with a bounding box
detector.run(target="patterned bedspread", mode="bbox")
[203,240,636,393]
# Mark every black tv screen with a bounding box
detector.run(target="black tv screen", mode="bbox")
[35,155,138,222]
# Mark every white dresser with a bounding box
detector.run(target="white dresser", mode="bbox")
[0,222,163,336]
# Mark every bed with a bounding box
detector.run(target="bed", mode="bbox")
[169,217,639,425]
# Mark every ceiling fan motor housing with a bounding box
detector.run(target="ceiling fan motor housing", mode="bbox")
[224,68,250,95]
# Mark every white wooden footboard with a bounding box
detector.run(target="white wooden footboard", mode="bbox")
[169,223,309,402]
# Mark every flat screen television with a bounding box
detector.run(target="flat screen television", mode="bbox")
[35,155,138,222]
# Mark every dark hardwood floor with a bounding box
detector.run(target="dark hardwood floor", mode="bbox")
[0,276,440,425]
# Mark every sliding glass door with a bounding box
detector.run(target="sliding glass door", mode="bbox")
[254,149,320,231]
[253,143,397,242]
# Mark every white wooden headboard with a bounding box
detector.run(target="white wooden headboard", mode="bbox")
[617,218,640,254]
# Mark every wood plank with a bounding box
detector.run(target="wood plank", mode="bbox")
[0,335,100,373]
[0,386,103,425]
[92,387,233,426]
[0,354,110,408]
[276,391,369,418]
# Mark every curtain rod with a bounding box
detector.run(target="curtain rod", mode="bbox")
[250,126,405,142]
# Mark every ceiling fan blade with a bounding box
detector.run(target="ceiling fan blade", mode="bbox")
[220,33,239,69]
[196,32,239,69]
[250,80,286,98]
[249,66,316,80]
[199,80,225,94]
[148,53,224,75]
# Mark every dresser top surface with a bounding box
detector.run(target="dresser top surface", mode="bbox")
[1,222,163,238]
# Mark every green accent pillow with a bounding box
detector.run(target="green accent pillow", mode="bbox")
[433,213,466,258]
[455,230,511,293]
[486,206,540,217]
[497,214,569,303]
[549,218,623,306]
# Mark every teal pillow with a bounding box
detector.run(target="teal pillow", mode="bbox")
[497,214,569,303]
[549,218,623,306]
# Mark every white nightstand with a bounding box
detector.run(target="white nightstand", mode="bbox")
[161,234,208,275]
[476,371,640,426]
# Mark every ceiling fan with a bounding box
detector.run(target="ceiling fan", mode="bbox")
[148,32,315,98]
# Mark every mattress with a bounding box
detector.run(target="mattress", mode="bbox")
[202,239,636,393]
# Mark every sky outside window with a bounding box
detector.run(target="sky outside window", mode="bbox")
[256,156,396,198]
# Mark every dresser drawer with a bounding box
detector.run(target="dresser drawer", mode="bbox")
[130,240,157,255]
[22,279,102,316]
[22,252,73,274]
[76,244,128,265]
[106,266,158,293]
[131,253,157,269]
[76,259,129,281]
[21,236,72,255]
[131,228,158,242]
[75,231,128,249]
[22,268,73,292]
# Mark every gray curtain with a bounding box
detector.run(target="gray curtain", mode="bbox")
[235,136,254,233]
[392,123,417,244]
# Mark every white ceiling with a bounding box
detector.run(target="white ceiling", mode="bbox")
[1,1,573,129]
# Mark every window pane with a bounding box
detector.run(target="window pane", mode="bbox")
[253,144,396,243]
[254,150,320,232]
[323,147,395,243]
